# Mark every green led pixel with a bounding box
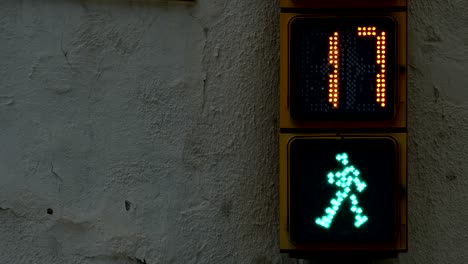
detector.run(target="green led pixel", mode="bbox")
[315,153,368,229]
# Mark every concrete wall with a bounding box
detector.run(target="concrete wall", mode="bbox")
[0,0,467,263]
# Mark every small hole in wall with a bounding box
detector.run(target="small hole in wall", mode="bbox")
[125,200,131,211]
[47,208,54,215]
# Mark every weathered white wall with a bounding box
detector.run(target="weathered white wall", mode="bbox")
[0,0,467,263]
[404,1,468,263]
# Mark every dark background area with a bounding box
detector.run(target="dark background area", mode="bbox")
[290,17,396,120]
[289,137,397,244]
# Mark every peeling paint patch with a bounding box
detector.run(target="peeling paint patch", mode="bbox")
[220,199,232,218]
[0,95,14,106]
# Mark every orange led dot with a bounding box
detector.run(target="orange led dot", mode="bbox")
[382,98,386,102]
[329,99,333,102]
[372,32,376,36]
[381,103,386,107]
[334,89,338,92]
[377,46,381,49]
[377,41,381,45]
[334,70,338,73]
[382,50,386,54]
[334,98,338,102]
[334,37,338,40]
[382,36,386,40]
[329,93,333,97]
[329,89,333,92]
[377,98,381,102]
[372,27,376,30]
[382,89,386,92]
[377,60,381,64]
[363,32,367,36]
[377,36,381,40]
[334,84,338,88]
[382,64,386,68]
[334,80,338,84]
[377,89,380,92]
[358,32,362,36]
[334,32,338,36]
[377,79,381,82]
[377,93,381,97]
[382,32,386,36]
[377,84,381,87]
[358,27,362,30]
[382,60,386,64]
[334,74,338,78]
[382,55,386,59]
[333,103,337,107]
[382,83,386,87]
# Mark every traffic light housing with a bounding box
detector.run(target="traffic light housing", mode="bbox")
[280,11,407,129]
[279,0,408,254]
[279,134,407,252]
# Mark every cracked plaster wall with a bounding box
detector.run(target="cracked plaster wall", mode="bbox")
[0,0,467,263]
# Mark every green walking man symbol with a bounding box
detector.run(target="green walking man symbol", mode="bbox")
[315,153,369,229]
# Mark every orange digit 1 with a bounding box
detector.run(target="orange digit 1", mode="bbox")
[358,27,387,107]
[328,32,339,109]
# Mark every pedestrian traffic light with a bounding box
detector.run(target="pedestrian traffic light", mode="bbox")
[279,10,407,129]
[279,0,407,255]
[279,134,407,252]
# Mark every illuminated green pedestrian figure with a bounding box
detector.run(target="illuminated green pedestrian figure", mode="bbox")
[315,153,368,229]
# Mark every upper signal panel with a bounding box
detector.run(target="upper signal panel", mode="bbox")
[280,0,407,9]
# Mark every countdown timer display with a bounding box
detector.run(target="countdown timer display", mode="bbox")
[288,137,397,244]
[289,17,397,120]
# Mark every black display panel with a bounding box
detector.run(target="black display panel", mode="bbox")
[289,17,397,120]
[289,137,397,244]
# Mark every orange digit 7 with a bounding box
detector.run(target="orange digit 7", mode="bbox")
[358,27,387,108]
